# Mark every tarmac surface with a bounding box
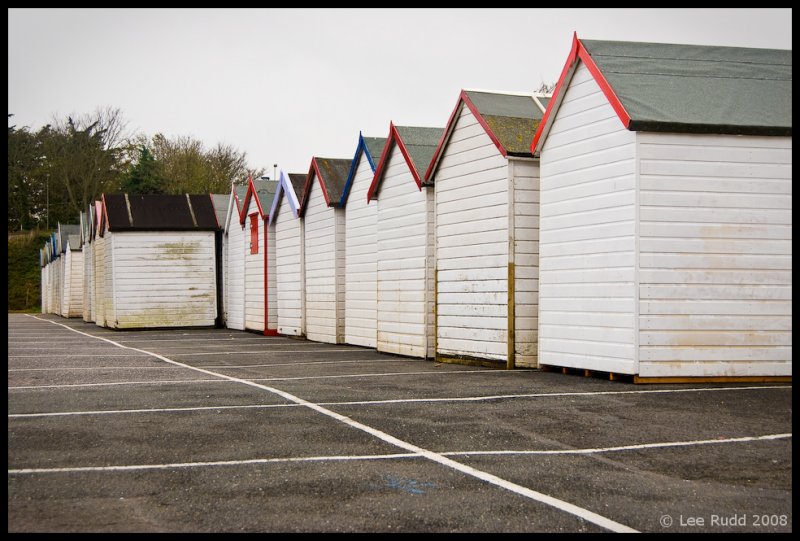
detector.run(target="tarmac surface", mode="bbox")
[8,313,792,532]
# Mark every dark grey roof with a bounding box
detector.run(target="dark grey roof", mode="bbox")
[67,234,82,252]
[313,158,352,204]
[288,174,306,197]
[104,194,219,231]
[363,137,388,165]
[394,126,444,179]
[464,91,545,156]
[59,224,80,253]
[253,179,278,203]
[581,39,792,135]
[234,184,248,202]
[210,194,230,227]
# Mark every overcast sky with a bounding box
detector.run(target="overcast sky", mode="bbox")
[8,8,792,178]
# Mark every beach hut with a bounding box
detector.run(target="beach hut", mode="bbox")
[269,171,307,337]
[342,133,387,349]
[99,193,219,329]
[426,89,549,368]
[368,124,444,358]
[220,184,248,330]
[239,178,279,335]
[40,245,48,314]
[82,207,95,322]
[93,201,108,327]
[299,157,351,344]
[61,233,84,318]
[50,231,61,316]
[532,35,792,381]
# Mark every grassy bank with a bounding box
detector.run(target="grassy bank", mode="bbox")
[7,230,52,312]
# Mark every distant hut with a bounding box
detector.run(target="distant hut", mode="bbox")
[239,178,279,335]
[219,184,248,330]
[367,124,444,358]
[98,193,220,329]
[269,170,307,337]
[341,133,387,349]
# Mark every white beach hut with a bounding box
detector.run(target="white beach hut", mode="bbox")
[532,35,792,382]
[426,89,549,368]
[342,133,387,349]
[269,171,307,337]
[367,124,444,358]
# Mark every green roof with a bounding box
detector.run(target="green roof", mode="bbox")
[581,39,792,135]
[363,136,387,165]
[313,158,352,204]
[465,90,545,156]
[394,126,444,179]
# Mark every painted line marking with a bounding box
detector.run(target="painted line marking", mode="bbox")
[441,433,792,456]
[10,385,791,418]
[9,433,789,474]
[9,366,186,372]
[9,354,152,358]
[169,349,376,356]
[8,368,525,390]
[21,314,636,533]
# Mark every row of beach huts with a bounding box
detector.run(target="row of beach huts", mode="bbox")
[39,37,792,382]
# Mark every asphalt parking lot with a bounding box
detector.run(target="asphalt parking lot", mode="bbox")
[8,313,792,532]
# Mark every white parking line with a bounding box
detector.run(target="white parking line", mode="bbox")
[10,385,791,418]
[23,314,637,533]
[9,433,789,475]
[9,379,228,390]
[169,349,377,356]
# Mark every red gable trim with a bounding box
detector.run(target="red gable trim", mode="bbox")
[99,194,108,237]
[531,33,631,154]
[424,89,510,183]
[367,122,423,202]
[299,157,332,215]
[239,176,266,225]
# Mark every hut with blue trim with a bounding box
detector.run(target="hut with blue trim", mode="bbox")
[341,133,387,349]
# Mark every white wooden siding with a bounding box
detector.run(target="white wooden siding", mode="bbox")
[104,233,115,326]
[345,154,378,348]
[275,195,304,336]
[105,231,216,329]
[511,158,540,368]
[94,236,106,327]
[303,177,344,344]
[83,243,93,322]
[244,199,265,332]
[61,251,71,317]
[539,61,638,374]
[266,220,277,331]
[225,218,245,330]
[376,146,435,358]
[637,132,792,377]
[41,265,48,313]
[64,247,83,318]
[435,104,509,362]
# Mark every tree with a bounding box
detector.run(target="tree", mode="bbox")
[8,119,46,231]
[37,107,132,223]
[120,145,165,194]
[536,81,557,94]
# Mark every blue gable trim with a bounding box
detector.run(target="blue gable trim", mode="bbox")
[268,169,301,226]
[338,132,378,207]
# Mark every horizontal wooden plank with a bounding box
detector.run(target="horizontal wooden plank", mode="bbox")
[640,284,791,301]
[538,352,636,375]
[640,330,791,347]
[637,360,792,378]
[539,297,635,313]
[639,222,792,240]
[639,268,791,286]
[539,337,635,361]
[639,253,791,270]
[639,346,792,362]
[640,299,792,316]
[640,175,791,195]
[639,314,791,331]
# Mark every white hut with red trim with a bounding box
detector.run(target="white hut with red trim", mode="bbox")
[425,89,549,368]
[368,124,444,358]
[220,184,248,330]
[299,157,352,345]
[82,207,94,322]
[239,178,279,335]
[532,35,792,382]
[269,170,307,337]
[341,133,387,348]
[93,202,108,327]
